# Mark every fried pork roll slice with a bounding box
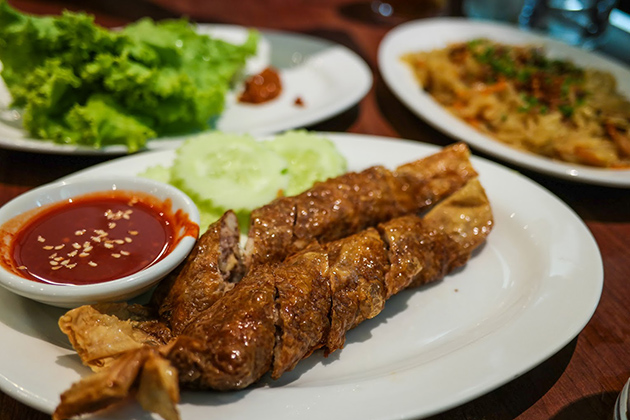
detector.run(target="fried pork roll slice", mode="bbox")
[377,178,493,296]
[377,216,450,299]
[422,177,494,271]
[246,196,296,268]
[168,262,278,391]
[152,210,245,335]
[324,227,389,354]
[272,242,331,379]
[245,142,477,267]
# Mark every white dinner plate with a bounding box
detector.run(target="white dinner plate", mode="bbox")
[0,25,372,155]
[0,133,603,420]
[378,18,630,188]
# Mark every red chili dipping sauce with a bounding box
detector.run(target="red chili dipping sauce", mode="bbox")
[1,190,198,286]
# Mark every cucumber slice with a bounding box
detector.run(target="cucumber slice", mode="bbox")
[267,130,347,196]
[171,132,289,212]
[138,164,172,184]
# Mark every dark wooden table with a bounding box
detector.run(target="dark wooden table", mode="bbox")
[2,1,630,419]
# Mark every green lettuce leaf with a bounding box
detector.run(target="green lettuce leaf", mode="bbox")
[0,1,258,152]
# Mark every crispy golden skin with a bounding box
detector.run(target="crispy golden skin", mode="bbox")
[422,178,494,271]
[245,196,296,268]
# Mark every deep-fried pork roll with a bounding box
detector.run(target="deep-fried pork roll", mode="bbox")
[245,196,296,268]
[245,142,477,267]
[167,179,492,391]
[54,147,494,420]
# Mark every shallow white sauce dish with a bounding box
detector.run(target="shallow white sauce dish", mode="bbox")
[0,176,200,308]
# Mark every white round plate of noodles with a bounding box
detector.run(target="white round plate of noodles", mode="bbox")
[378,17,630,188]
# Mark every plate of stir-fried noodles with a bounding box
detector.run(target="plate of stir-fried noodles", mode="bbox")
[379,18,630,187]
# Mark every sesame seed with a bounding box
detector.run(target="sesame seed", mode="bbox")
[88,261,97,267]
[83,241,91,248]
[67,250,78,257]
[91,236,102,243]
[128,230,138,236]
[79,252,90,258]
[75,229,86,236]
[72,243,81,249]
[18,266,27,270]
[114,239,124,245]
[111,253,121,258]
[49,261,59,266]
[51,266,62,270]
[37,236,45,243]
[54,244,65,250]
[66,263,77,269]
[125,237,132,243]
[84,246,93,253]
[60,259,69,266]
[54,256,64,262]
[108,222,116,229]
[120,250,130,256]
[43,245,54,250]
[104,242,114,249]
[49,253,57,259]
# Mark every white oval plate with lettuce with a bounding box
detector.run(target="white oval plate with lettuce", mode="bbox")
[0,24,372,155]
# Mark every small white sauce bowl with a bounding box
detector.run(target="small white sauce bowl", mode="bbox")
[0,176,200,308]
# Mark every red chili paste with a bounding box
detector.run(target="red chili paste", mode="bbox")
[238,67,282,104]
